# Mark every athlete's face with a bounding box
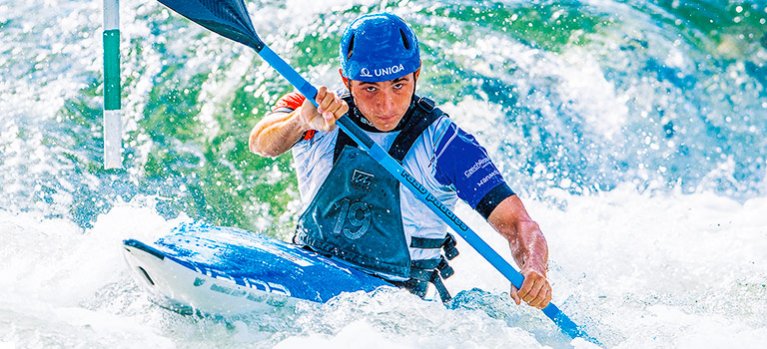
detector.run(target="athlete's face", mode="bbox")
[341,69,420,132]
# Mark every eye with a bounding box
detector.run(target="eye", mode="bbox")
[393,83,404,90]
[365,86,378,92]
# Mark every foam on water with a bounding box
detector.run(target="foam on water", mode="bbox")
[2,187,766,348]
[2,0,767,347]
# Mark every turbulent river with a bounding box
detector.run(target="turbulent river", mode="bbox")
[1,0,766,347]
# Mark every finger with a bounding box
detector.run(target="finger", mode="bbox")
[528,283,549,309]
[315,86,327,103]
[518,277,535,300]
[525,279,546,305]
[312,87,331,116]
[323,98,341,115]
[329,97,348,120]
[318,90,333,112]
[510,285,521,305]
[309,88,326,116]
[542,286,552,308]
[337,99,349,118]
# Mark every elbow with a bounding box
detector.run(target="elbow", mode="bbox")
[257,148,281,158]
[248,127,278,158]
[248,128,262,154]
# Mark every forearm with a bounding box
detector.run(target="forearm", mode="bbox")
[488,195,549,273]
[249,109,306,157]
[488,195,551,307]
[508,220,548,273]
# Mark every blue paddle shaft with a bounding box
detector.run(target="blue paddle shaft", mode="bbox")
[257,43,595,342]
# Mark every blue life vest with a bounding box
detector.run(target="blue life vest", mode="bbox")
[296,95,459,301]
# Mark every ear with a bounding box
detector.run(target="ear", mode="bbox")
[339,68,351,88]
[414,67,421,80]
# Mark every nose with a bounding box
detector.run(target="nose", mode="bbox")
[379,90,396,113]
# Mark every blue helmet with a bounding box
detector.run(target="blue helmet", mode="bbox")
[340,13,421,82]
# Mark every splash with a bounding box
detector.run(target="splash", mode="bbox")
[1,0,766,347]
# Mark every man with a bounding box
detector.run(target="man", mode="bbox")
[249,13,551,309]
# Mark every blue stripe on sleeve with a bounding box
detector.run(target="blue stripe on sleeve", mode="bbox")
[434,123,514,213]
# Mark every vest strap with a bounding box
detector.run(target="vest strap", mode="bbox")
[443,233,460,260]
[429,271,452,302]
[396,255,455,303]
[437,257,455,279]
[388,97,442,161]
[411,258,441,270]
[410,234,459,261]
[410,237,445,249]
[415,96,435,112]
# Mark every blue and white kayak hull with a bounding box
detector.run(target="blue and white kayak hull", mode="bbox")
[122,223,392,316]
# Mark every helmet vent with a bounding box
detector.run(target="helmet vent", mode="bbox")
[399,29,411,50]
[347,34,355,58]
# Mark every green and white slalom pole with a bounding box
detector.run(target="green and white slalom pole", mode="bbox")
[103,0,122,169]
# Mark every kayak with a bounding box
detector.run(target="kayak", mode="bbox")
[122,222,392,316]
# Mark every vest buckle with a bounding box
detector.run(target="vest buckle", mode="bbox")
[437,257,455,279]
[416,96,436,112]
[443,233,459,260]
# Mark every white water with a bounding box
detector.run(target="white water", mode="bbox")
[1,187,765,348]
[2,0,767,347]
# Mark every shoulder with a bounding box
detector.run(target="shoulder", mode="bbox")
[430,118,513,213]
[433,121,492,177]
[407,95,452,145]
[432,117,485,157]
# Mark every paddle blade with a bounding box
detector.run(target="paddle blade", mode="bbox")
[158,0,264,51]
